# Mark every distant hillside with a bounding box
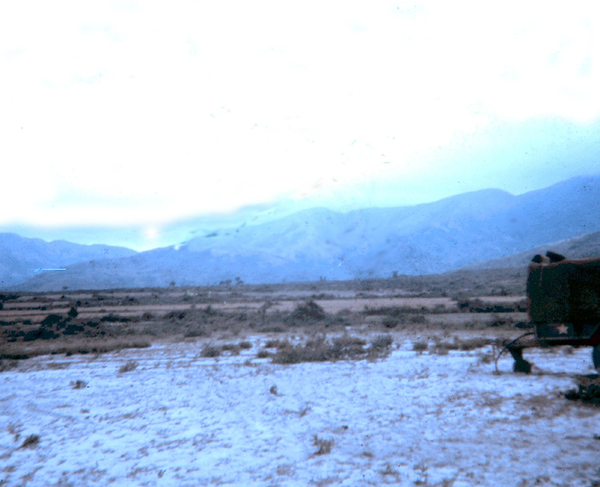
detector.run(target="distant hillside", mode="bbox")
[463,229,600,270]
[11,175,600,291]
[0,233,136,288]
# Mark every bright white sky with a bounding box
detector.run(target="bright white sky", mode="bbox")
[1,1,600,250]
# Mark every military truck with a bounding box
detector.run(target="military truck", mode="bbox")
[501,252,600,373]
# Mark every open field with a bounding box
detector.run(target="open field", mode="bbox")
[2,337,599,486]
[1,279,599,486]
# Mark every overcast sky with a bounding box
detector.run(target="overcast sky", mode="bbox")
[1,1,599,250]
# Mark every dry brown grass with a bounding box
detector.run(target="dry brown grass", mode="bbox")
[363,306,428,329]
[312,435,334,455]
[0,337,150,361]
[433,336,492,355]
[1,282,529,369]
[200,344,221,358]
[257,349,271,358]
[70,380,87,389]
[271,334,393,364]
[0,358,19,372]
[19,435,40,449]
[118,360,138,373]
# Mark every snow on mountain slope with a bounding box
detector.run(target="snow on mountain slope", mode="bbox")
[10,175,600,291]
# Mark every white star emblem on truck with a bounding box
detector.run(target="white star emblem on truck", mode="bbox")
[556,324,569,335]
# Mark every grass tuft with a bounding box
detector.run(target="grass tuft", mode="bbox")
[369,334,393,358]
[118,360,138,373]
[312,435,334,455]
[200,344,221,358]
[20,434,40,449]
[70,380,88,389]
[271,334,392,364]
[257,349,271,358]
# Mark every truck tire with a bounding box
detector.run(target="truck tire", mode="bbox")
[593,345,600,370]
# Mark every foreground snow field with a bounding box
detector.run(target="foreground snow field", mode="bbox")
[1,337,599,486]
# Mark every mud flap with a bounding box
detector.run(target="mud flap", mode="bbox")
[593,345,600,370]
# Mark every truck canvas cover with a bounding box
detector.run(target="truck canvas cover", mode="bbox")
[527,257,600,331]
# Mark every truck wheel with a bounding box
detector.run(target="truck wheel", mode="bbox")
[593,345,600,370]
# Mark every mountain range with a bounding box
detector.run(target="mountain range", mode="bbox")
[0,234,136,288]
[3,175,600,291]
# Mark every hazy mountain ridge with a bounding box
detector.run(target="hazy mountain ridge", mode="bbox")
[8,175,600,291]
[0,233,137,288]
[462,230,600,270]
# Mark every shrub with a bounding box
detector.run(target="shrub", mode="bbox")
[201,344,221,358]
[370,334,393,349]
[271,335,393,364]
[239,341,252,350]
[433,338,460,354]
[286,301,327,325]
[477,351,494,364]
[20,434,40,449]
[184,327,207,338]
[118,360,138,373]
[70,380,87,389]
[257,349,271,359]
[312,435,334,455]
[382,317,399,328]
[100,316,132,323]
[458,337,493,351]
[368,334,393,359]
[413,341,428,352]
[221,343,240,355]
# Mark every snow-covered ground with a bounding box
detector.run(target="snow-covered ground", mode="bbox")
[1,337,599,486]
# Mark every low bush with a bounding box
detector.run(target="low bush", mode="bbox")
[312,435,334,455]
[118,360,138,373]
[433,338,461,355]
[272,334,392,364]
[458,337,493,351]
[221,343,240,355]
[200,344,221,358]
[0,338,150,363]
[413,341,428,352]
[20,434,40,449]
[286,300,327,325]
[368,334,393,359]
